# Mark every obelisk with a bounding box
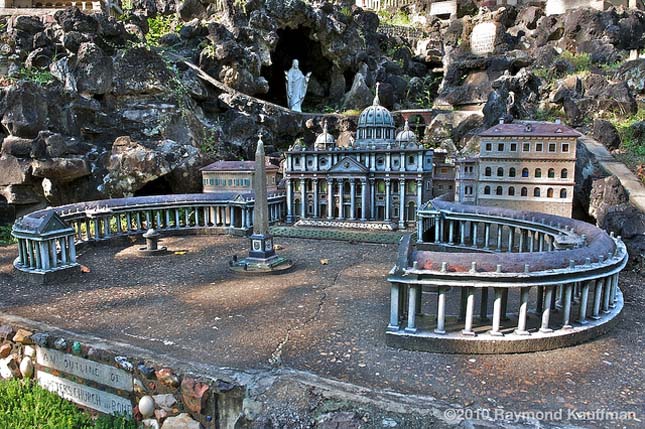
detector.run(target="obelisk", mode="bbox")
[248,134,276,260]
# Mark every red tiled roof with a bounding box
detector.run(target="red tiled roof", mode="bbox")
[200,161,279,172]
[479,122,581,138]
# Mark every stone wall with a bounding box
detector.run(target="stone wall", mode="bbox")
[0,322,245,428]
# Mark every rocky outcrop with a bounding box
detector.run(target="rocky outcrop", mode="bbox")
[592,119,621,151]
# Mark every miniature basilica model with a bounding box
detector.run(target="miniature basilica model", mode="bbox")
[284,86,434,230]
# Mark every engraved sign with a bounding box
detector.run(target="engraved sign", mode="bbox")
[36,347,133,391]
[430,0,457,17]
[37,371,133,416]
[470,22,497,56]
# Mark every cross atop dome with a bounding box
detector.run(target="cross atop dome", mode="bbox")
[373,82,381,106]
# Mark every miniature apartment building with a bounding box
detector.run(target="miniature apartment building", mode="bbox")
[200,160,280,194]
[456,120,579,218]
[283,92,434,229]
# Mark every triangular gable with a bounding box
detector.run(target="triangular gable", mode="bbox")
[38,212,73,234]
[328,156,369,174]
[232,194,247,203]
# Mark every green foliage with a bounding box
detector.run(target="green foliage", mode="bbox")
[340,6,352,17]
[17,67,54,85]
[0,225,16,246]
[146,15,183,47]
[609,107,645,183]
[561,51,592,73]
[377,10,412,27]
[0,379,91,428]
[534,107,563,122]
[0,380,136,429]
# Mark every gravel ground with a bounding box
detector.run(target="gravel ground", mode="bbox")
[0,236,643,428]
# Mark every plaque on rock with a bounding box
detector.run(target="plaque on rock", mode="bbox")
[430,0,457,17]
[36,347,133,391]
[470,22,497,56]
[37,371,133,416]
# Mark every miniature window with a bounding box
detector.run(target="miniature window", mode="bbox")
[307,159,313,166]
[485,167,492,177]
[508,187,515,196]
[523,143,530,152]
[498,143,504,151]
[228,179,233,186]
[376,129,382,139]
[448,185,453,190]
[497,167,504,177]
[534,188,541,197]
[426,157,432,164]
[510,143,517,151]
[547,188,554,198]
[521,187,528,196]
[561,168,568,178]
[321,182,327,192]
[549,143,556,152]
[548,168,555,178]
[409,156,415,164]
[438,184,443,190]
[484,186,491,195]
[535,143,543,152]
[320,158,327,165]
[295,156,301,164]
[560,188,567,198]
[496,186,503,195]
[509,168,516,177]
[522,168,529,177]
[485,143,492,151]
[562,143,569,152]
[441,168,448,174]
[407,181,417,193]
[377,181,386,193]
[393,159,399,166]
[535,168,542,178]
[377,158,384,166]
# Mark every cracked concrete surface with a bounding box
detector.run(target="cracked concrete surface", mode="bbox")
[0,235,643,428]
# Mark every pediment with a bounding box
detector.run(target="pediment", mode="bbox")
[328,156,369,174]
[38,212,72,234]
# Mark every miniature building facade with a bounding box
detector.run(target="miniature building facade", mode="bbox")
[431,150,456,198]
[200,160,279,194]
[456,120,578,218]
[284,93,434,229]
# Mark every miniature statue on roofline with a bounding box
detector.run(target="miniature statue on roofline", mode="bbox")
[285,59,311,112]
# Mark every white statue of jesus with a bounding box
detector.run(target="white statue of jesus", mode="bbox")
[285,59,311,112]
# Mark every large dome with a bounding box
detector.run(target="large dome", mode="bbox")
[314,121,336,150]
[358,104,395,128]
[355,83,395,145]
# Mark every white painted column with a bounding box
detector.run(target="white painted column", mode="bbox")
[540,286,554,332]
[286,179,294,222]
[369,179,376,219]
[350,180,356,220]
[312,179,319,219]
[388,283,400,330]
[360,179,367,221]
[515,287,530,335]
[490,288,504,336]
[462,287,475,336]
[300,178,306,219]
[327,179,334,220]
[337,180,344,220]
[398,178,405,229]
[385,179,391,221]
[435,287,447,334]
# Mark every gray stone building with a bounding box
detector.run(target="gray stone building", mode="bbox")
[284,92,434,229]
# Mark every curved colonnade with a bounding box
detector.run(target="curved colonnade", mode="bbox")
[387,199,629,353]
[11,193,286,277]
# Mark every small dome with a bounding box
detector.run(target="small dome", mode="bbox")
[396,120,417,144]
[357,83,395,129]
[314,121,336,149]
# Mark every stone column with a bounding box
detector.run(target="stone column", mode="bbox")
[540,286,554,332]
[490,288,504,336]
[405,285,417,333]
[39,242,50,271]
[518,230,525,252]
[528,231,534,252]
[472,222,479,247]
[578,281,591,324]
[337,180,344,220]
[562,284,573,329]
[508,227,514,252]
[360,179,367,221]
[448,220,454,245]
[369,179,376,220]
[327,179,334,220]
[386,152,391,172]
[300,178,306,219]
[286,179,294,223]
[385,179,391,222]
[398,178,405,229]
[459,221,465,246]
[388,283,400,331]
[462,287,476,336]
[434,215,441,243]
[609,274,618,308]
[370,152,376,172]
[496,225,503,250]
[602,277,612,313]
[591,278,603,320]
[417,151,423,172]
[515,287,530,335]
[350,180,356,220]
[435,287,448,334]
[484,223,491,249]
[416,179,423,213]
[312,179,319,219]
